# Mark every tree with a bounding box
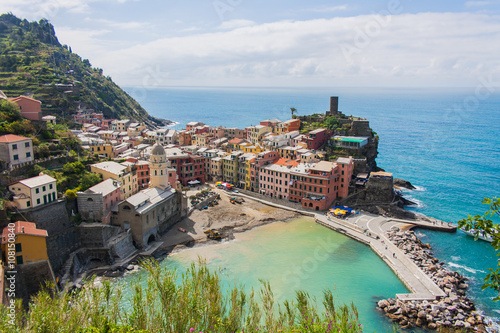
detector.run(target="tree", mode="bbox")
[290,107,297,118]
[458,197,500,299]
[323,116,340,131]
[62,161,85,175]
[78,173,101,191]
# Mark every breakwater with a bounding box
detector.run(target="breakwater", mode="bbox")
[377,229,487,331]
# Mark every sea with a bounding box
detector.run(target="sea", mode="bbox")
[121,86,500,332]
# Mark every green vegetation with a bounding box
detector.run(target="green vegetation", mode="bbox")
[0,99,37,136]
[33,160,101,193]
[458,197,500,300]
[0,260,362,332]
[0,13,154,123]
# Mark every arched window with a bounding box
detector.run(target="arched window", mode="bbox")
[123,205,131,210]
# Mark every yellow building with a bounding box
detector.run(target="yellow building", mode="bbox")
[248,125,272,144]
[222,152,242,184]
[1,221,48,265]
[9,174,57,210]
[195,133,211,147]
[90,143,116,158]
[91,161,138,199]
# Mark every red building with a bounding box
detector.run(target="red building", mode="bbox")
[9,96,41,121]
[303,128,331,150]
[288,160,351,211]
[165,148,206,186]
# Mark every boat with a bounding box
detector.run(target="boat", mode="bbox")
[461,228,493,242]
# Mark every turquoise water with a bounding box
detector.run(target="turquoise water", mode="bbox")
[119,217,408,332]
[124,86,500,329]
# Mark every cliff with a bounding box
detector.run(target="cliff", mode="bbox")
[0,13,169,127]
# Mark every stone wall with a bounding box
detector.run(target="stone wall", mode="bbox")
[77,223,120,248]
[351,120,372,136]
[15,199,81,273]
[77,193,104,221]
[365,176,394,203]
[15,260,56,306]
[109,230,136,260]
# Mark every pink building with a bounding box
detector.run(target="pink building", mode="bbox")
[249,151,279,192]
[336,157,354,198]
[77,179,123,224]
[258,158,299,200]
[9,96,41,121]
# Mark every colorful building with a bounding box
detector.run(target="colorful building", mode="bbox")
[288,161,350,211]
[90,143,116,158]
[164,148,206,186]
[77,179,123,224]
[9,174,57,210]
[258,158,299,199]
[1,221,48,265]
[303,128,331,150]
[9,95,42,121]
[91,161,138,199]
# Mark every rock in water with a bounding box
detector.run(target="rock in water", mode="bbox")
[394,178,417,190]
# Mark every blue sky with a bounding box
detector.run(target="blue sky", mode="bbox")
[2,0,500,88]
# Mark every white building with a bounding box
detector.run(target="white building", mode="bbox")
[9,174,57,210]
[0,134,34,168]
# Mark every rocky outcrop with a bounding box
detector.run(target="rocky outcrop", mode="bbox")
[377,230,487,331]
[394,178,416,190]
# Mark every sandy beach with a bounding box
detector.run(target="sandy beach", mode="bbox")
[158,185,300,252]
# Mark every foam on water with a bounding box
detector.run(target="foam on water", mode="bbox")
[447,262,486,275]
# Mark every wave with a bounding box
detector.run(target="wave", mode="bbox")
[412,185,426,192]
[447,262,486,274]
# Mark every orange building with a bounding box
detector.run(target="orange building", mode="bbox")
[1,221,48,266]
[9,96,42,121]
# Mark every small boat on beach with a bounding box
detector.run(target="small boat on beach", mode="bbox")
[461,228,493,242]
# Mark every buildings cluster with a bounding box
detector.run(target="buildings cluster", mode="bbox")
[0,96,377,301]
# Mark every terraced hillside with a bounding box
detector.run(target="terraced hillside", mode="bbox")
[0,13,168,126]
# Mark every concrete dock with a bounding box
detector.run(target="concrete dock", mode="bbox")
[231,191,456,302]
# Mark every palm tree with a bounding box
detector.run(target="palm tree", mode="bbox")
[290,107,297,118]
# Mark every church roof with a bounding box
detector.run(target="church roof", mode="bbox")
[151,143,165,156]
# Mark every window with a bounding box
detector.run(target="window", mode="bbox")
[15,243,22,252]
[27,201,30,207]
[36,188,39,194]
[13,154,19,160]
[16,255,23,265]
[42,186,46,192]
[25,142,30,148]
[12,144,17,150]
[26,152,31,158]
[49,184,53,189]
[37,198,40,205]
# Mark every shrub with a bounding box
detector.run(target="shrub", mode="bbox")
[0,260,362,332]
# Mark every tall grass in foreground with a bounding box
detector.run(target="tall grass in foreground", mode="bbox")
[0,259,362,332]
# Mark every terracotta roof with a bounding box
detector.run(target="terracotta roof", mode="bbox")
[1,221,48,244]
[9,95,41,104]
[229,138,244,144]
[274,158,299,167]
[0,134,31,143]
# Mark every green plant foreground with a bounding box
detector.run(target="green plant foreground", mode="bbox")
[0,260,362,333]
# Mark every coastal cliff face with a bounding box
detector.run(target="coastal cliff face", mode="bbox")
[0,13,168,126]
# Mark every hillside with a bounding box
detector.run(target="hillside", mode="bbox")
[0,13,169,127]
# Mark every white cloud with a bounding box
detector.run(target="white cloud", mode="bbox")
[18,11,499,88]
[218,19,256,30]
